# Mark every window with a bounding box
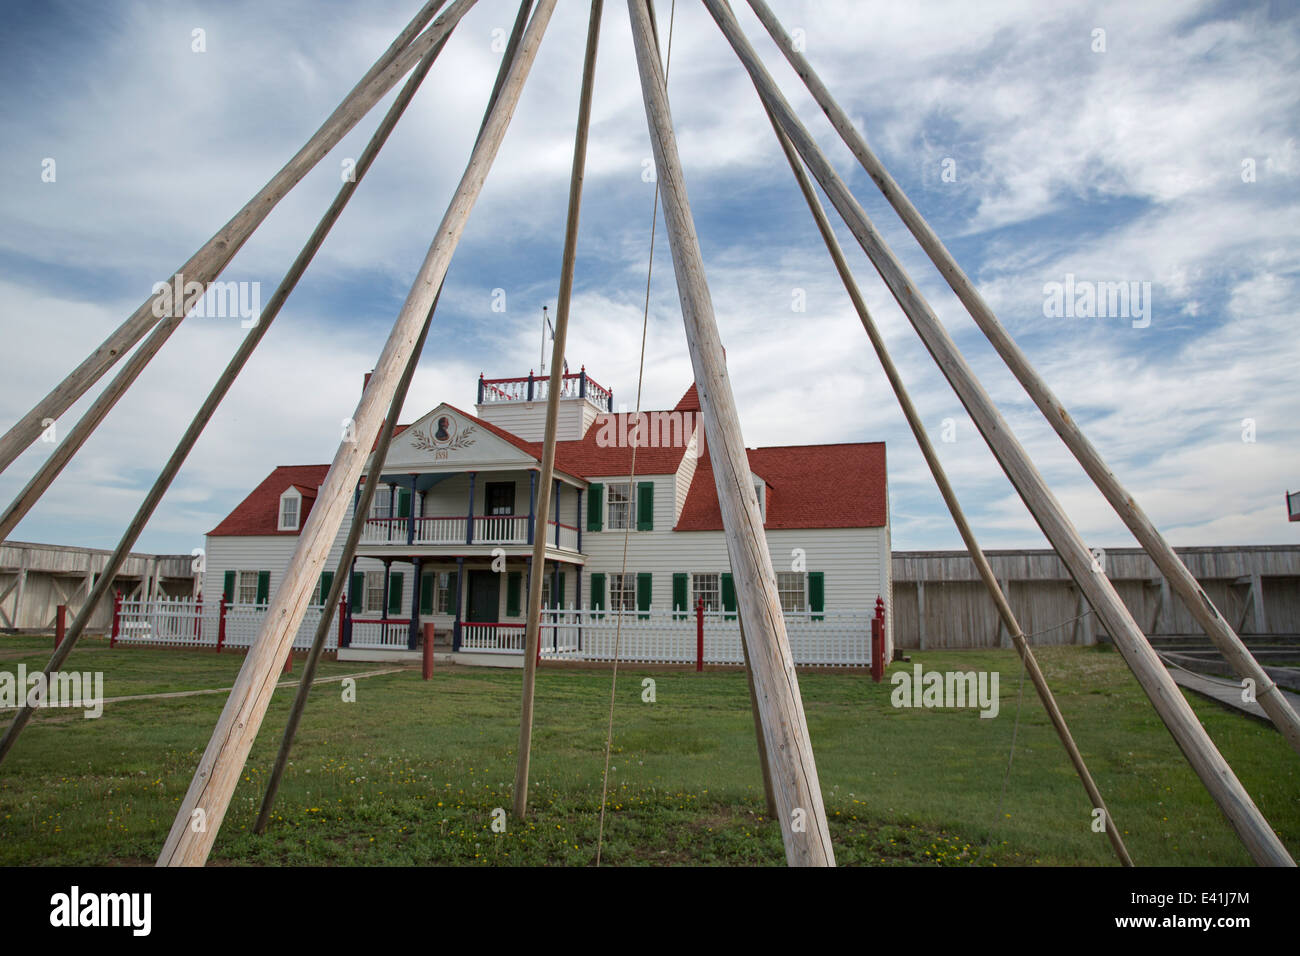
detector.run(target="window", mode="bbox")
[753,478,766,521]
[776,572,806,613]
[365,570,386,614]
[608,482,634,530]
[437,572,455,613]
[370,495,391,520]
[279,493,300,530]
[486,482,515,516]
[693,572,720,613]
[237,571,259,605]
[609,573,637,613]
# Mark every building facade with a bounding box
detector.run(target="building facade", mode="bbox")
[201,369,891,663]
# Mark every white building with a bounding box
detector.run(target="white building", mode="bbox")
[202,369,891,664]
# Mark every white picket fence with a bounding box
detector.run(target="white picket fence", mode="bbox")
[113,597,341,651]
[537,607,872,667]
[110,598,873,667]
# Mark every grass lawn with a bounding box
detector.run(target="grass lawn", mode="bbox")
[0,634,1296,866]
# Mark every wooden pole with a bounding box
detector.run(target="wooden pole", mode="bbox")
[259,0,531,834]
[256,289,442,835]
[629,0,834,867]
[761,102,1131,866]
[513,0,602,821]
[705,0,1293,867]
[156,0,557,867]
[743,0,1300,760]
[738,614,778,819]
[0,24,456,770]
[0,0,476,477]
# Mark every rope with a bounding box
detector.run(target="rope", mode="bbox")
[596,0,675,867]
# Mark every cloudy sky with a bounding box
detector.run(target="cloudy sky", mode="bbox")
[0,0,1296,557]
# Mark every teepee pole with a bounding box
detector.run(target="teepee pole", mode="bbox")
[744,0,1300,759]
[157,0,558,867]
[705,0,1292,867]
[629,0,834,867]
[257,1,532,837]
[0,0,476,478]
[0,17,460,771]
[762,102,1132,866]
[514,0,603,821]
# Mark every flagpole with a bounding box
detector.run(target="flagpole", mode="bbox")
[540,305,549,377]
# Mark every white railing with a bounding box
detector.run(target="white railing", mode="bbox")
[460,622,526,653]
[350,618,411,648]
[113,597,341,651]
[473,515,529,544]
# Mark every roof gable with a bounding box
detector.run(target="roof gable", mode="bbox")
[374,403,541,471]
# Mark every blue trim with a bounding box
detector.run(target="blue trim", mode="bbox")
[408,556,422,650]
[452,556,464,650]
[554,480,561,546]
[380,559,392,621]
[406,474,417,545]
[466,472,476,545]
[527,471,537,545]
[576,488,583,552]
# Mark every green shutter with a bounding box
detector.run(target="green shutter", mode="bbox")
[318,571,334,606]
[590,572,605,618]
[809,571,825,620]
[636,572,652,620]
[223,570,236,602]
[587,483,603,531]
[672,572,688,620]
[350,571,365,610]
[256,571,270,605]
[506,571,521,617]
[388,572,404,616]
[397,487,411,519]
[636,481,654,531]
[448,572,458,615]
[420,572,434,615]
[721,572,736,620]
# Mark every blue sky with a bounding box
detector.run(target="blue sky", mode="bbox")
[0,0,1297,556]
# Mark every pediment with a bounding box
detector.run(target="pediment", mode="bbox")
[369,404,537,471]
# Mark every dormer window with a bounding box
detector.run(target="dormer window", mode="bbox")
[279,488,302,531]
[752,477,766,522]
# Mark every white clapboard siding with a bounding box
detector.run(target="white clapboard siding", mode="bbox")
[474,395,595,442]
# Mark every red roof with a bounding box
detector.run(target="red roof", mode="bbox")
[209,389,887,536]
[675,443,887,531]
[208,464,329,536]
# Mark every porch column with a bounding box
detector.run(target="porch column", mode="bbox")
[554,480,561,547]
[576,488,583,552]
[466,471,477,545]
[406,474,417,545]
[343,557,356,647]
[408,557,422,650]
[381,559,392,621]
[551,561,560,609]
[452,556,465,651]
[387,483,397,542]
[527,470,537,545]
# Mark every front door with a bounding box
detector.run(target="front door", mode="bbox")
[466,570,500,623]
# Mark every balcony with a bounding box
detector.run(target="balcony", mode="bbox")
[359,515,579,552]
[477,368,612,411]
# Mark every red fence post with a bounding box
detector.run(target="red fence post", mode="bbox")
[55,604,66,650]
[283,646,293,674]
[338,595,347,653]
[871,595,886,682]
[110,592,121,648]
[217,595,227,653]
[696,597,704,673]
[423,626,434,680]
